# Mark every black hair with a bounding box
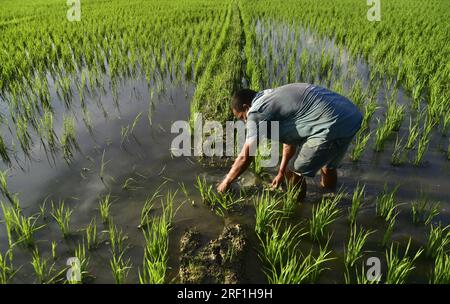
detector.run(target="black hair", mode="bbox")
[231,88,257,112]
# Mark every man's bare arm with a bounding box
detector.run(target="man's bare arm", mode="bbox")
[217,142,253,192]
[271,143,297,189]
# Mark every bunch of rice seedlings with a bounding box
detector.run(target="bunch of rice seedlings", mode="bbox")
[139,216,170,284]
[405,116,420,149]
[254,191,281,236]
[195,176,242,215]
[390,136,406,166]
[411,196,440,225]
[0,170,14,204]
[0,132,11,165]
[99,194,112,225]
[1,202,43,247]
[360,98,378,132]
[350,131,371,162]
[110,251,132,284]
[85,218,98,250]
[50,201,72,238]
[280,179,302,215]
[385,240,423,284]
[345,263,381,284]
[348,183,365,225]
[385,95,405,132]
[431,252,450,284]
[426,224,450,258]
[30,249,63,284]
[376,184,399,221]
[345,225,374,268]
[60,115,78,162]
[413,117,434,166]
[309,193,343,241]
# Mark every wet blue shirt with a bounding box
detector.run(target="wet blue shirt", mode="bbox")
[246,83,363,146]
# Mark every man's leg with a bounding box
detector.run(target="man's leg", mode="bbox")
[320,167,337,190]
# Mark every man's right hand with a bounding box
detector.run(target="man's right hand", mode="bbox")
[271,172,284,190]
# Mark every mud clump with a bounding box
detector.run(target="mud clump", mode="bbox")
[179,224,246,284]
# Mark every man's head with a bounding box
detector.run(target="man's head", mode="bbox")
[231,88,257,122]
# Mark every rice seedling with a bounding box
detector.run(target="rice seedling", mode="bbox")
[110,251,132,284]
[376,184,399,221]
[1,202,43,247]
[373,119,391,152]
[108,223,127,256]
[430,252,450,284]
[385,240,423,284]
[388,137,405,167]
[0,170,14,205]
[280,178,302,215]
[405,116,420,149]
[254,191,281,236]
[309,192,342,241]
[60,115,78,162]
[381,212,398,247]
[195,176,242,215]
[85,217,98,250]
[348,183,365,225]
[426,224,450,258]
[350,131,371,162]
[71,242,89,283]
[51,241,57,260]
[30,249,63,284]
[411,194,440,225]
[139,216,170,284]
[99,194,112,225]
[345,225,374,268]
[50,200,72,238]
[413,117,435,166]
[0,249,15,284]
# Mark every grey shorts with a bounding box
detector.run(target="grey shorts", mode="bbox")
[288,136,354,177]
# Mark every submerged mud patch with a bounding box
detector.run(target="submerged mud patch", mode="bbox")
[179,224,247,284]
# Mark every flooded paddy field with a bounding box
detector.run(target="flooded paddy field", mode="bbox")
[0,0,449,284]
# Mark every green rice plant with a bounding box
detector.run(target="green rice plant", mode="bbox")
[385,95,405,132]
[431,252,450,284]
[195,176,242,215]
[360,98,378,132]
[426,224,450,258]
[345,263,380,284]
[254,191,281,236]
[71,242,89,283]
[309,192,342,241]
[1,202,43,247]
[350,131,371,162]
[139,216,170,284]
[0,249,15,284]
[376,184,399,221]
[99,194,112,225]
[405,116,420,149]
[122,177,141,191]
[385,240,423,284]
[51,241,57,260]
[50,200,72,238]
[390,136,407,166]
[411,194,440,225]
[110,251,131,284]
[280,179,302,215]
[373,119,391,152]
[85,217,98,250]
[30,249,63,284]
[0,170,14,205]
[345,225,374,268]
[0,133,11,165]
[60,115,78,162]
[381,212,398,247]
[348,183,365,225]
[414,117,435,166]
[108,223,127,256]
[99,150,111,185]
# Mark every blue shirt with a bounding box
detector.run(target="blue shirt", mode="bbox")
[246,83,363,146]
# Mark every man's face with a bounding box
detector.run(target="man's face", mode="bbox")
[232,105,249,123]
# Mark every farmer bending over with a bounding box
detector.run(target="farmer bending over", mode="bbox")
[217,83,363,201]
